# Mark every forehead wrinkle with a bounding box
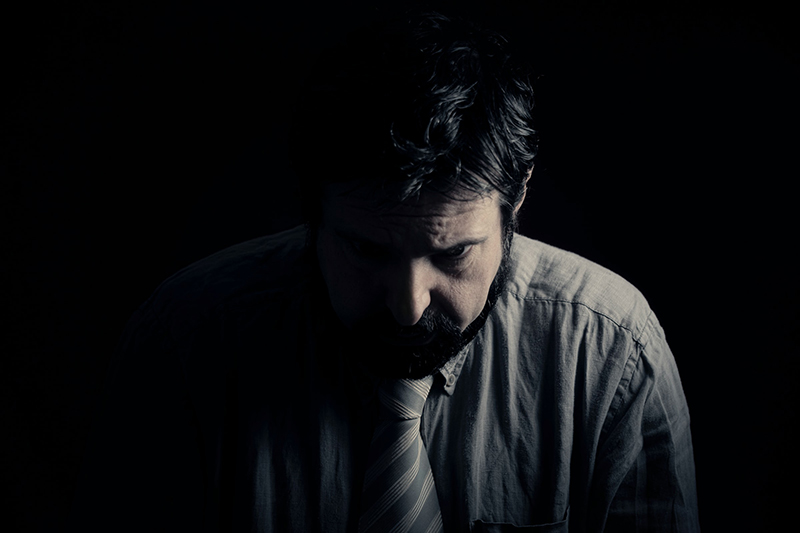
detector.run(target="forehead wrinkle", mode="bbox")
[375,213,442,250]
[379,209,480,253]
[327,188,498,248]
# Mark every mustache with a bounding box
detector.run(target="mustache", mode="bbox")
[348,305,466,379]
[353,306,462,342]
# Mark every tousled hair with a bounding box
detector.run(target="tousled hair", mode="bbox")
[289,10,538,228]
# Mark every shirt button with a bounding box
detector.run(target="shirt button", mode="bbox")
[446,375,455,386]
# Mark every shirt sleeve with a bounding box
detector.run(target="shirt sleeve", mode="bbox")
[591,312,700,532]
[66,301,207,532]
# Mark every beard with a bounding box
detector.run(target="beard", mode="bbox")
[347,284,496,379]
[346,225,514,379]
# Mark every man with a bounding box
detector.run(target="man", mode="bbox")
[70,11,699,532]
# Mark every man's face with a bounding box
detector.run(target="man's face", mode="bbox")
[316,184,507,378]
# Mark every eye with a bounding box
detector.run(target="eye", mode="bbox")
[439,244,473,262]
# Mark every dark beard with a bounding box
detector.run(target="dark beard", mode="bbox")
[348,294,485,379]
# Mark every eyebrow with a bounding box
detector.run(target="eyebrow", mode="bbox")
[335,228,488,253]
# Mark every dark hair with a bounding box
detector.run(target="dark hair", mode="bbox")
[289,10,537,227]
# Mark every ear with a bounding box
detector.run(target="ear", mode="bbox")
[514,166,534,215]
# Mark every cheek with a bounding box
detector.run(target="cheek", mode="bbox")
[443,249,502,330]
[317,234,379,328]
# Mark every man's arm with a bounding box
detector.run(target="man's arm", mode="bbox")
[591,314,700,531]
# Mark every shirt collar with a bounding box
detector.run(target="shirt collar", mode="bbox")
[438,344,470,396]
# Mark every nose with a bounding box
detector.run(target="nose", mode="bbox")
[386,259,433,326]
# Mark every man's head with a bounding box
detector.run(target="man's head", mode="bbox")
[290,11,537,378]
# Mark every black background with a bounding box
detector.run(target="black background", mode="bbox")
[4,0,798,530]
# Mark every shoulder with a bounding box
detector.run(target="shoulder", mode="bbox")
[503,234,654,343]
[144,225,311,339]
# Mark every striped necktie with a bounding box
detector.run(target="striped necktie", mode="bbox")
[358,376,443,533]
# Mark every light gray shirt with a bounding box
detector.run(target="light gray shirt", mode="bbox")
[70,225,699,532]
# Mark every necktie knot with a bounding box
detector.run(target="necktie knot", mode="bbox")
[378,376,434,420]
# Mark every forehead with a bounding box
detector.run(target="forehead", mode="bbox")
[321,185,500,242]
